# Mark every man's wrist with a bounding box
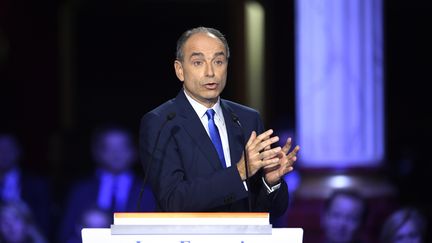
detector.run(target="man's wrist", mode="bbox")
[262,177,281,193]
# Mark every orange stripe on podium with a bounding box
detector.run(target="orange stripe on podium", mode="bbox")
[114,212,269,219]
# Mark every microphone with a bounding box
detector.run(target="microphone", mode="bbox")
[231,112,252,212]
[137,112,176,210]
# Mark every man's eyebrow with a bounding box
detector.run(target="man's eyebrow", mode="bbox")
[188,51,226,59]
[189,52,204,58]
[213,51,226,58]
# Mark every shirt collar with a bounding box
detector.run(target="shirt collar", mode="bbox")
[183,89,224,123]
[97,169,132,179]
[3,167,20,184]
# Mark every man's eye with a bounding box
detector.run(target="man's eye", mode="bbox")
[215,60,224,65]
[193,61,203,66]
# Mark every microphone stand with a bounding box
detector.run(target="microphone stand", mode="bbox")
[136,112,176,211]
[232,113,252,212]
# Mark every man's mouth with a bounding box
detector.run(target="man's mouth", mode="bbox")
[204,83,219,90]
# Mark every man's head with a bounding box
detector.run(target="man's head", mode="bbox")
[174,27,229,108]
[380,207,427,243]
[321,189,368,243]
[79,207,111,229]
[0,134,21,173]
[175,27,230,61]
[91,125,136,174]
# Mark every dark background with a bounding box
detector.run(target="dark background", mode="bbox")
[1,0,431,238]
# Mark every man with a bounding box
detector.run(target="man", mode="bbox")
[139,27,299,218]
[59,125,155,242]
[321,189,368,243]
[380,207,427,243]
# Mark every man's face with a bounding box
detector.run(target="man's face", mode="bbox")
[0,136,20,172]
[174,32,228,108]
[322,195,364,243]
[393,220,422,243]
[94,131,135,173]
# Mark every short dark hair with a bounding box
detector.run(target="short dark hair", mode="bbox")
[176,26,230,61]
[0,132,21,152]
[90,123,134,151]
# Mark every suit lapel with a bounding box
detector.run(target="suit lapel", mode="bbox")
[174,91,222,170]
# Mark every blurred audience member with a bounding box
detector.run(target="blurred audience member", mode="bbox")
[0,133,53,238]
[59,124,155,242]
[321,188,368,243]
[380,207,427,243]
[0,201,47,243]
[66,206,111,243]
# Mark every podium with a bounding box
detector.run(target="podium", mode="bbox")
[82,212,303,243]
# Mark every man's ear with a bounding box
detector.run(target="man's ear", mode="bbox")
[174,60,184,82]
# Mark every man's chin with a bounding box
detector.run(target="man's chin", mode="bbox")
[204,95,220,103]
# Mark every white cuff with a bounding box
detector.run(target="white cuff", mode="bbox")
[262,177,281,194]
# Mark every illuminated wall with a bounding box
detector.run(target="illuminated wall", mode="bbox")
[296,0,384,168]
[245,1,265,114]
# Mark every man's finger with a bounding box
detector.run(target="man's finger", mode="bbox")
[256,136,279,152]
[250,129,274,148]
[261,156,280,167]
[282,137,292,154]
[245,131,257,147]
[287,145,300,159]
[260,146,281,160]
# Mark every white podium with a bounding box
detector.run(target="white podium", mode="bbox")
[82,212,303,243]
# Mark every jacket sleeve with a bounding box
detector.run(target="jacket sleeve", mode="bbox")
[139,111,249,212]
[250,111,289,218]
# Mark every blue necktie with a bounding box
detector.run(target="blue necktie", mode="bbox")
[206,109,226,168]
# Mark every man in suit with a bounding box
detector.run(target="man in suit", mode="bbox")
[59,125,155,242]
[139,27,299,219]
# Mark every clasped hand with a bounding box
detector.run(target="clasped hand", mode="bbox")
[236,129,300,186]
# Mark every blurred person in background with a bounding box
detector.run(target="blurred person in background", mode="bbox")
[320,189,369,243]
[58,124,155,242]
[65,206,111,243]
[380,207,427,243]
[0,201,47,243]
[0,133,53,240]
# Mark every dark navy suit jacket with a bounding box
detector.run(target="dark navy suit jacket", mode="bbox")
[139,90,288,217]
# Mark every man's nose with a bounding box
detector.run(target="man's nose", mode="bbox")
[205,62,215,77]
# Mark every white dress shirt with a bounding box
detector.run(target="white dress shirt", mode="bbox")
[0,168,21,201]
[184,90,232,168]
[97,170,133,212]
[184,90,280,194]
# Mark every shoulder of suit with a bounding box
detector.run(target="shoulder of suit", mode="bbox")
[141,98,176,120]
[221,99,260,116]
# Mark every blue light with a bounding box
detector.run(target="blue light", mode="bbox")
[295,0,384,169]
